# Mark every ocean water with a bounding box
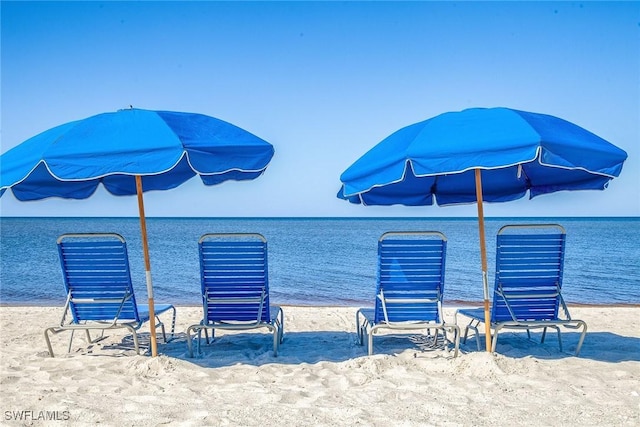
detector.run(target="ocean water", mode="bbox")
[1,217,638,306]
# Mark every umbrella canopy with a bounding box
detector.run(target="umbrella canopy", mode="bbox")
[338,107,626,205]
[337,107,627,351]
[1,107,275,356]
[1,108,274,200]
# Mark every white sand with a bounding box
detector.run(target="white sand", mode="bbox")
[0,305,638,426]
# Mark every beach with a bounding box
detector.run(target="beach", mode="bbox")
[0,305,638,426]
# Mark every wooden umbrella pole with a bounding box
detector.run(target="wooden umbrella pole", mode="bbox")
[474,169,492,352]
[136,175,158,357]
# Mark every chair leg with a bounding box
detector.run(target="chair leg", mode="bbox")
[85,329,106,345]
[357,312,374,350]
[44,328,56,357]
[204,328,214,344]
[155,307,176,342]
[68,330,76,354]
[463,320,481,351]
[355,311,363,345]
[367,330,374,356]
[462,325,469,343]
[449,324,460,357]
[168,306,177,337]
[124,325,140,355]
[279,309,285,343]
[280,319,285,343]
[186,325,199,358]
[362,322,371,348]
[574,321,588,356]
[540,325,562,351]
[160,323,168,343]
[491,324,505,352]
[429,329,439,349]
[555,326,563,352]
[274,307,284,344]
[272,326,279,357]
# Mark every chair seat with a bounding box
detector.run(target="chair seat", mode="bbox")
[356,231,459,356]
[456,308,484,322]
[187,233,284,357]
[137,304,175,322]
[455,224,587,356]
[44,233,176,357]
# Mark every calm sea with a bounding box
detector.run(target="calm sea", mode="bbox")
[1,217,638,306]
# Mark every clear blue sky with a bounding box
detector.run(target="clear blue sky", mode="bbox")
[1,1,638,217]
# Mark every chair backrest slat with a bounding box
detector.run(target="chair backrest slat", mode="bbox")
[199,233,271,323]
[374,231,447,323]
[492,224,566,322]
[57,233,140,322]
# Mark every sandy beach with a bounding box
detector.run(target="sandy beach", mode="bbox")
[0,305,638,426]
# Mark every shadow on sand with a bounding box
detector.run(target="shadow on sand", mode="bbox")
[458,330,640,362]
[92,328,639,366]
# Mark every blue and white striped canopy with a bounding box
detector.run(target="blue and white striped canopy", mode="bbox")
[1,108,274,200]
[338,107,627,206]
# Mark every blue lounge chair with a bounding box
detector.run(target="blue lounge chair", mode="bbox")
[186,233,284,357]
[456,224,587,355]
[44,233,176,357]
[356,231,459,356]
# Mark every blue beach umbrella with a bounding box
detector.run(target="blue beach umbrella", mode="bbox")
[337,107,627,351]
[0,107,275,356]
